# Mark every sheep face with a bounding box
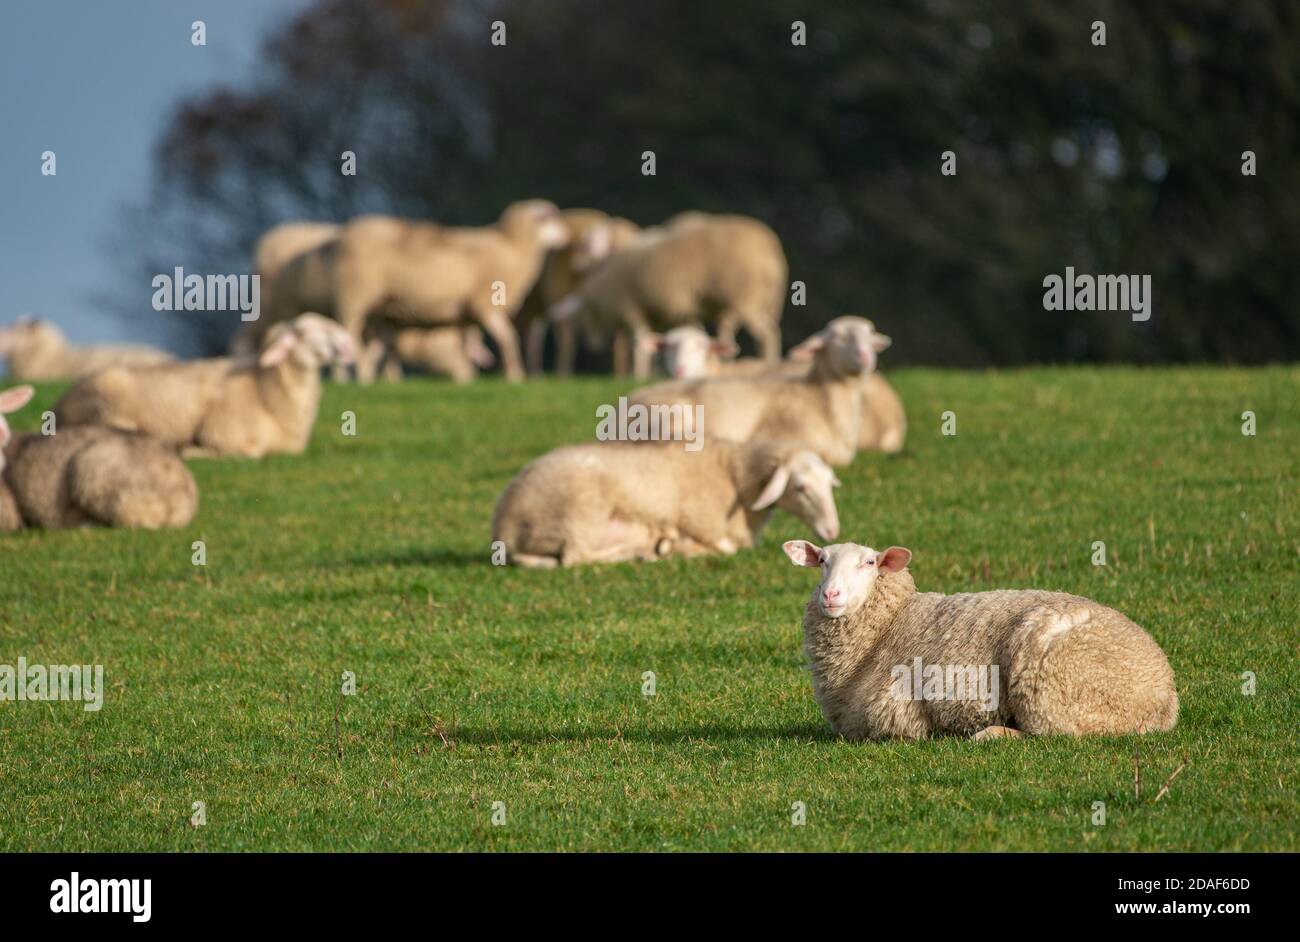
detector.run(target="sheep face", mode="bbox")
[792,316,892,377]
[501,200,569,249]
[0,317,60,359]
[753,450,841,543]
[783,540,911,618]
[260,313,357,370]
[655,326,739,379]
[0,384,36,469]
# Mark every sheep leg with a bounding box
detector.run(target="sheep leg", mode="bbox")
[554,319,576,376]
[477,307,525,382]
[511,552,559,570]
[631,327,655,380]
[972,726,1024,741]
[611,330,631,376]
[525,319,547,376]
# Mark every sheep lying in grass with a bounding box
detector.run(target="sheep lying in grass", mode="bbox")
[644,322,907,455]
[0,317,173,381]
[782,539,1179,741]
[369,323,495,384]
[629,317,888,466]
[55,313,355,459]
[0,385,196,530]
[549,212,787,378]
[267,200,569,382]
[493,440,840,568]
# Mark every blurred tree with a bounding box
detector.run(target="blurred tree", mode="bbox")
[118,0,1300,365]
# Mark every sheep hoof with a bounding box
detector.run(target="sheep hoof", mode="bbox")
[972,726,1023,742]
[655,538,673,557]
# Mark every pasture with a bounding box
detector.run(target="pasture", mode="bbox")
[0,365,1295,851]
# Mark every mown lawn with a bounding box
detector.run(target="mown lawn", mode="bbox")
[0,365,1295,851]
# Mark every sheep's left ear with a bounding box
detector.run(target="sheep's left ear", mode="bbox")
[638,332,664,353]
[0,384,35,414]
[787,333,826,361]
[878,546,911,572]
[259,329,297,367]
[751,464,791,510]
[871,332,892,353]
[711,339,740,359]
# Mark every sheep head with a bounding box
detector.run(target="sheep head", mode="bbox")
[783,540,911,618]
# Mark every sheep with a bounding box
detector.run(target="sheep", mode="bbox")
[267,200,570,382]
[548,212,788,378]
[0,317,173,381]
[492,439,841,568]
[516,209,642,376]
[229,221,342,357]
[0,385,196,530]
[54,313,355,458]
[643,321,907,454]
[782,539,1179,741]
[628,317,889,466]
[366,322,495,384]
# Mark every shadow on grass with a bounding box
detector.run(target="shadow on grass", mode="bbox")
[440,720,834,746]
[345,548,487,570]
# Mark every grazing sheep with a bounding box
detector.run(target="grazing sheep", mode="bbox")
[629,317,889,466]
[548,212,788,378]
[517,209,642,376]
[644,321,907,455]
[54,313,355,458]
[0,385,196,530]
[266,201,569,382]
[0,317,173,381]
[493,440,840,568]
[782,540,1179,741]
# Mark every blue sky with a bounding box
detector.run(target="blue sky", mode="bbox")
[0,0,310,347]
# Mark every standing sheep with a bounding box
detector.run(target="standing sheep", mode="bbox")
[268,200,569,382]
[493,440,840,568]
[548,212,788,378]
[55,313,355,458]
[0,385,196,531]
[0,317,173,380]
[517,209,642,376]
[229,221,342,357]
[629,317,889,466]
[782,539,1179,741]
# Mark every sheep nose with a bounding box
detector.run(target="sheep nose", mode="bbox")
[822,587,841,604]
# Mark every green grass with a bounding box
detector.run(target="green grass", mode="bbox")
[0,365,1296,851]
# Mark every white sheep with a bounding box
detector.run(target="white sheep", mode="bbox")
[54,313,355,458]
[549,212,787,378]
[629,316,889,466]
[493,439,840,568]
[643,321,907,454]
[0,385,196,530]
[0,317,173,381]
[782,539,1179,741]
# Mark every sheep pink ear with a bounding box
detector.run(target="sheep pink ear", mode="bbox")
[751,464,791,510]
[582,224,612,261]
[871,332,892,353]
[0,384,35,414]
[711,339,740,359]
[787,334,826,361]
[783,540,823,567]
[878,546,911,572]
[638,333,664,353]
[259,330,297,367]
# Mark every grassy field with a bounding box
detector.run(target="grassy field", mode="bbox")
[0,365,1295,851]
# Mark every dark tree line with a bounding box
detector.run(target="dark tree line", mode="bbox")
[116,0,1300,365]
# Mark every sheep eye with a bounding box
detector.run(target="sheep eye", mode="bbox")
[865,559,875,566]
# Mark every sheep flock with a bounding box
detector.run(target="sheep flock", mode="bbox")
[0,201,1177,742]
